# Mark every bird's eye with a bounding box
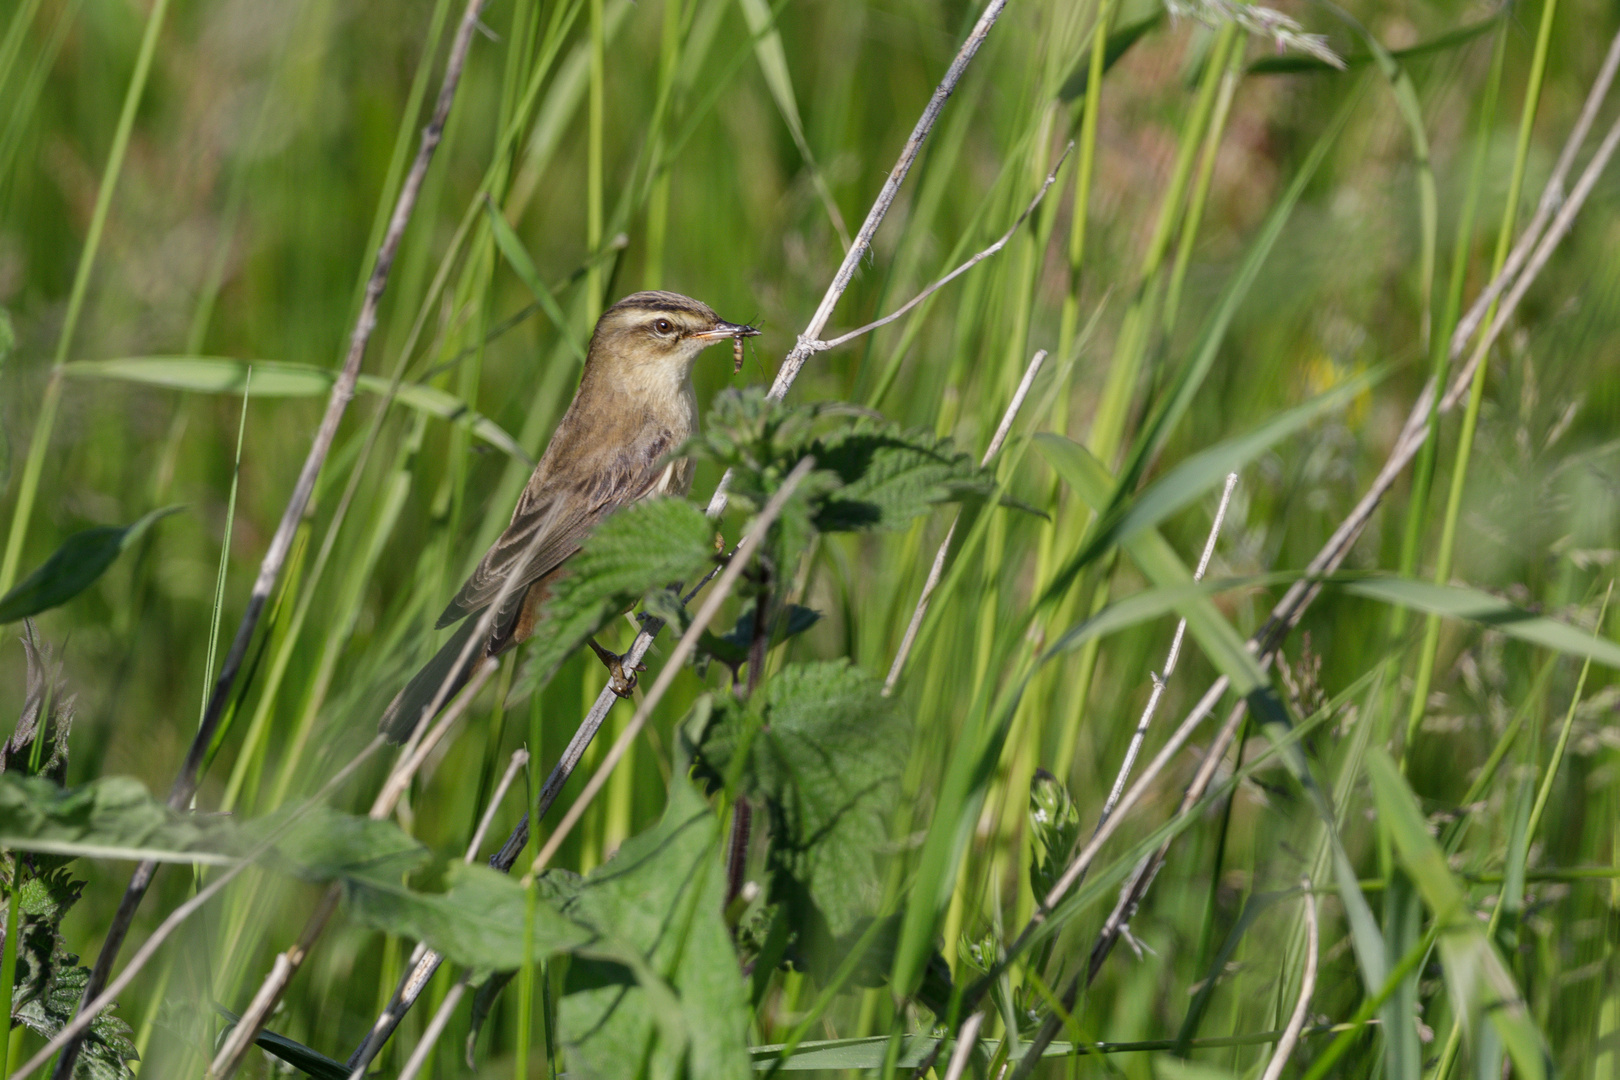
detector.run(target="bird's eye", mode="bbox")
[652,318,675,336]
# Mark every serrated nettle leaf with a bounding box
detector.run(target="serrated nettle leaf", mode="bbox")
[0,774,429,886]
[804,426,986,532]
[0,506,182,625]
[695,601,822,675]
[516,497,717,694]
[688,389,988,533]
[684,661,905,942]
[1364,750,1551,1080]
[5,866,137,1079]
[250,803,430,885]
[64,358,532,463]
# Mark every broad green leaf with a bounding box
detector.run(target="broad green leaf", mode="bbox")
[808,426,986,533]
[64,358,532,464]
[0,774,239,865]
[688,389,988,534]
[343,862,587,973]
[483,200,587,364]
[1364,750,1551,1080]
[514,497,717,694]
[557,770,751,1080]
[0,775,429,885]
[684,661,904,941]
[0,506,181,624]
[1343,577,1620,669]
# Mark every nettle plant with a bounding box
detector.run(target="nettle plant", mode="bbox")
[0,388,996,1078]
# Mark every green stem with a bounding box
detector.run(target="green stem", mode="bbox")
[585,0,605,317]
[1403,0,1558,765]
[0,0,174,594]
[0,861,19,1052]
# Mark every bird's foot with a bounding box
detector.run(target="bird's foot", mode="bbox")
[589,638,646,698]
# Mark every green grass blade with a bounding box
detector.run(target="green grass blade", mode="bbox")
[1364,749,1551,1080]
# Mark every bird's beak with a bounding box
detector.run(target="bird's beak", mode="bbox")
[690,320,761,340]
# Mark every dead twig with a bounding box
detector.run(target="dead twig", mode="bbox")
[815,146,1072,353]
[54,0,494,1073]
[886,349,1049,694]
[1258,881,1319,1080]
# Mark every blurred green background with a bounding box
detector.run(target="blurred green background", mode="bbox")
[2,0,1618,1074]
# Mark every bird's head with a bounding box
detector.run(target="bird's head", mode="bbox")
[589,291,759,378]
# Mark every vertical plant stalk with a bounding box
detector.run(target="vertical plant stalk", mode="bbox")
[345,749,529,1078]
[980,51,1620,1075]
[50,1,493,1075]
[1403,0,1561,760]
[941,1011,986,1080]
[886,348,1048,693]
[0,0,173,595]
[1257,882,1318,1080]
[207,659,499,1079]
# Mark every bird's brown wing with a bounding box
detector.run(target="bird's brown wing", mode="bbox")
[435,432,677,628]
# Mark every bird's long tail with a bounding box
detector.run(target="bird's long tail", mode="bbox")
[378,617,484,744]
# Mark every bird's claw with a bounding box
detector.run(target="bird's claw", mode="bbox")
[591,638,646,698]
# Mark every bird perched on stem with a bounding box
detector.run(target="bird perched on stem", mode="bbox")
[379,290,759,743]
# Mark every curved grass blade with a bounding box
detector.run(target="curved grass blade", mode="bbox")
[483,198,589,364]
[1343,578,1620,670]
[1364,750,1551,1080]
[64,357,532,464]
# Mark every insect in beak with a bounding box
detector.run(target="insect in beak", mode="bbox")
[692,319,760,375]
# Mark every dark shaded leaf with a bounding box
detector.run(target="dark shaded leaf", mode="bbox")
[5,865,137,1079]
[0,506,182,624]
[215,1008,350,1080]
[684,661,905,941]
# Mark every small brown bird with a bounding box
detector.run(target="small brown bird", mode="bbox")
[379,290,759,743]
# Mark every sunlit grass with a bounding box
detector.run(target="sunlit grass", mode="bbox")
[1,0,1618,1076]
